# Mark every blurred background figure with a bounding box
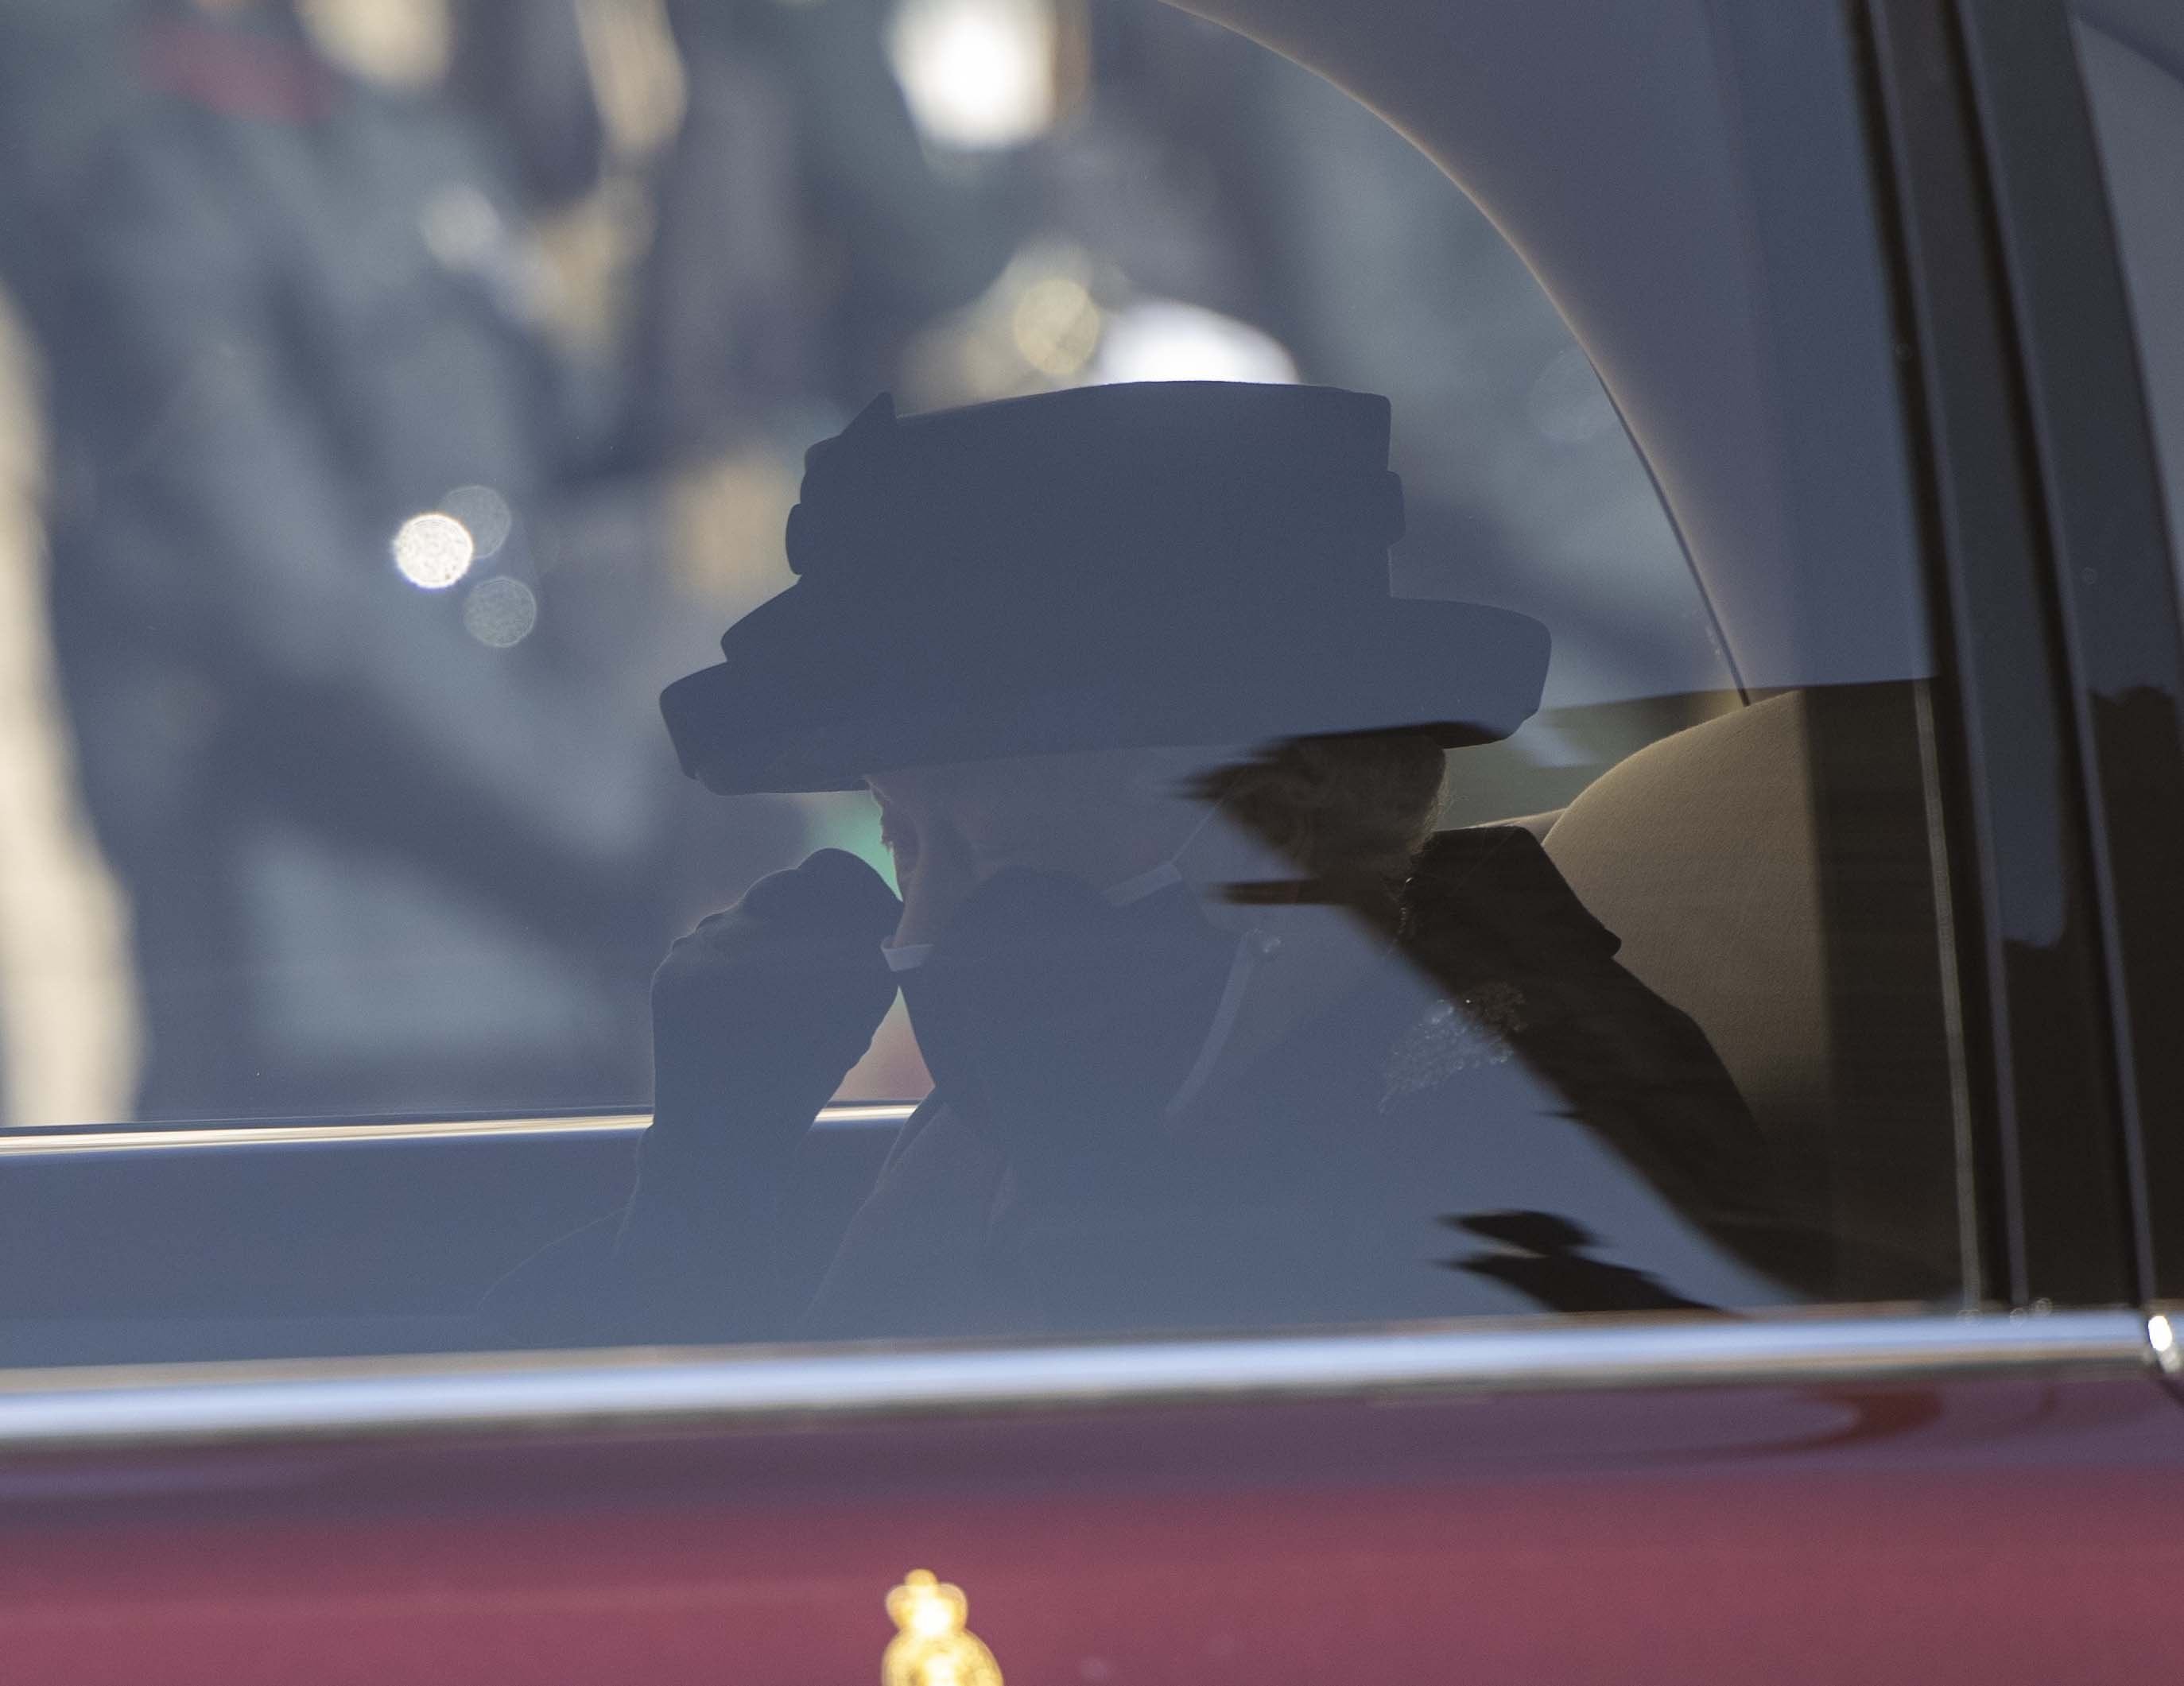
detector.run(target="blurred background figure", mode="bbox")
[21,0,681,1118]
[0,289,141,1128]
[0,0,1724,1126]
[626,0,1022,464]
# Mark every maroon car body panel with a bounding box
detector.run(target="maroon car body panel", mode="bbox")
[7,1374,2181,1684]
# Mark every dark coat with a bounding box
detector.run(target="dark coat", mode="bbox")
[799,826,1806,1339]
[529,827,1821,1349]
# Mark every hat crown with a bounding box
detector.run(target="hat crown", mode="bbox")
[777,382,1406,608]
[662,381,1550,793]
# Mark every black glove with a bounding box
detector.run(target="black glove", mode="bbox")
[484,850,900,1343]
[634,847,902,1230]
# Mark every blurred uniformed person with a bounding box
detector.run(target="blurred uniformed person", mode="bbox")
[38,0,671,1118]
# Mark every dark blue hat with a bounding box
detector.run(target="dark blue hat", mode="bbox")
[661,382,1550,793]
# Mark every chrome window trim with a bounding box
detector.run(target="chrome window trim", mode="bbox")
[2151,1309,2181,1375]
[0,1310,2155,1452]
[0,1103,917,1157]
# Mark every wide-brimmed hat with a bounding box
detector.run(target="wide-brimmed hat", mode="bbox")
[661,382,1550,793]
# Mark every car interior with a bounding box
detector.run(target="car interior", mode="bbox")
[0,0,2011,1365]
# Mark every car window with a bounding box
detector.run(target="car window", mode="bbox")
[0,0,1971,1362]
[2074,4,2184,591]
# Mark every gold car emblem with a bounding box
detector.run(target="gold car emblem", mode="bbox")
[883,1570,1004,1686]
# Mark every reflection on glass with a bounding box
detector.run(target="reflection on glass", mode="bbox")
[462,576,538,648]
[1095,300,1299,386]
[0,0,1961,1370]
[493,382,1825,1346]
[886,0,1060,151]
[390,511,476,590]
[440,483,513,560]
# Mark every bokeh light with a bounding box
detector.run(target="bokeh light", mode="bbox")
[418,184,503,272]
[887,0,1057,151]
[1011,273,1102,379]
[390,512,475,590]
[1526,347,1618,445]
[461,576,538,647]
[1092,300,1298,386]
[440,484,513,560]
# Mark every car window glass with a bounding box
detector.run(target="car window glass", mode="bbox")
[0,0,1970,1364]
[2074,6,2184,579]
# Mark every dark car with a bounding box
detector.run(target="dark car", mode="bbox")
[3,0,2183,1680]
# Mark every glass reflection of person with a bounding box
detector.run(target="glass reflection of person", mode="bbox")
[522,382,1807,1343]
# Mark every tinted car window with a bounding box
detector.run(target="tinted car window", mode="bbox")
[2075,4,2184,582]
[0,0,1969,1361]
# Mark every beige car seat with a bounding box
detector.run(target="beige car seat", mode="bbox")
[1537,685,1962,1297]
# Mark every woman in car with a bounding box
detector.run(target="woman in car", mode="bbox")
[518,380,1814,1342]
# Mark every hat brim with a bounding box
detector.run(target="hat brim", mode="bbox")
[661,581,1550,795]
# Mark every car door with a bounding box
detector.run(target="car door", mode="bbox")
[4,1,2182,1682]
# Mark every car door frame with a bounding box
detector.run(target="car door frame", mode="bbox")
[1868,0,2184,1314]
[1952,0,2184,1313]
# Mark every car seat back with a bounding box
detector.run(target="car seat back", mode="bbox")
[1540,684,1962,1296]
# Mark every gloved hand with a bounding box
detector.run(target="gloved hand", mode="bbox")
[902,868,1234,1200]
[638,847,903,1215]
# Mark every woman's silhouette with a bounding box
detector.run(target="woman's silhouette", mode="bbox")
[505,382,1809,1342]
